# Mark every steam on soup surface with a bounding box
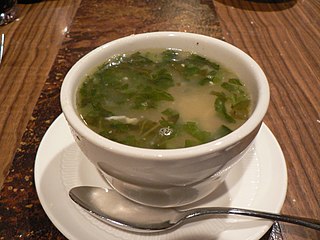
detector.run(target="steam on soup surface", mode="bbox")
[76,49,251,149]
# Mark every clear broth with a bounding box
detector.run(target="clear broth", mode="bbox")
[76,49,251,149]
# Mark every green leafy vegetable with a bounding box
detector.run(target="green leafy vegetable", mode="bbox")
[183,122,211,143]
[231,99,251,119]
[151,69,174,89]
[128,52,154,66]
[132,86,174,109]
[212,125,232,140]
[228,78,243,86]
[161,108,180,125]
[212,92,236,123]
[211,76,250,123]
[77,49,251,149]
[161,49,180,62]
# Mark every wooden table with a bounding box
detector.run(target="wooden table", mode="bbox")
[0,0,319,239]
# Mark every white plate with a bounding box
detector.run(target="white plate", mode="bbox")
[35,114,287,240]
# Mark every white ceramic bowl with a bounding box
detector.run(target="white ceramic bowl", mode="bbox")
[60,32,269,207]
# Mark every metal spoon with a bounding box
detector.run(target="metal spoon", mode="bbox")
[69,186,320,233]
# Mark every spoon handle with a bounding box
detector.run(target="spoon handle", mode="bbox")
[184,207,320,231]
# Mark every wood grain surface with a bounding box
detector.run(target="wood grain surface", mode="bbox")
[0,1,81,187]
[215,1,320,239]
[0,0,319,239]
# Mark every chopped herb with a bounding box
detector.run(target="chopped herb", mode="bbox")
[214,94,236,123]
[133,86,174,109]
[183,65,201,77]
[161,108,180,125]
[183,122,212,143]
[231,99,251,119]
[212,125,232,140]
[151,69,174,89]
[162,49,180,62]
[228,78,243,86]
[77,49,251,149]
[128,52,154,66]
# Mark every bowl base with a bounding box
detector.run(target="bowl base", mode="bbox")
[97,168,228,208]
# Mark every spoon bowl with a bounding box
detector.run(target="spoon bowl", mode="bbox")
[69,186,320,233]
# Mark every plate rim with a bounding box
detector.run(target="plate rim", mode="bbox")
[34,114,288,240]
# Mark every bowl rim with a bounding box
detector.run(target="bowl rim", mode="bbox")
[60,31,270,161]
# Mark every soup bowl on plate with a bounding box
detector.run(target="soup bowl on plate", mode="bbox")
[60,32,269,208]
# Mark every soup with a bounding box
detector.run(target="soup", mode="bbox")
[76,49,251,149]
